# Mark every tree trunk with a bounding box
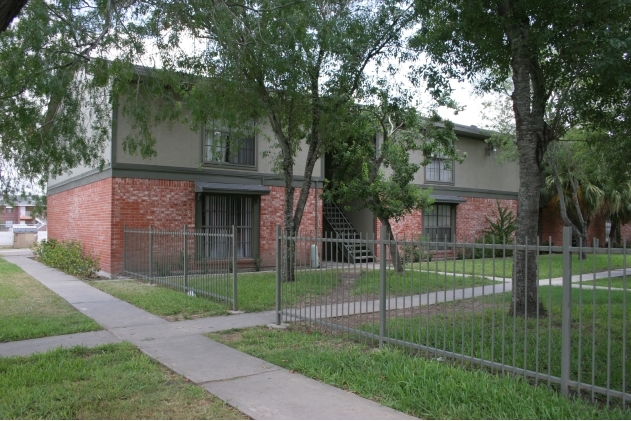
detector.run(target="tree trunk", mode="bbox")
[379,217,404,273]
[506,21,547,318]
[0,0,28,33]
[610,215,621,246]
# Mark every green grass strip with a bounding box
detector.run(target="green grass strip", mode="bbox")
[0,258,100,342]
[0,342,244,419]
[582,276,629,289]
[416,253,629,279]
[210,326,630,419]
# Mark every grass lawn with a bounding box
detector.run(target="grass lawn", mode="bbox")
[414,253,629,280]
[0,258,100,342]
[583,276,629,289]
[360,285,631,401]
[209,326,630,419]
[352,269,501,296]
[91,268,504,319]
[0,342,245,419]
[88,280,231,321]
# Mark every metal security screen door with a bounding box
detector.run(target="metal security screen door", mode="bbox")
[202,195,252,258]
[423,204,453,241]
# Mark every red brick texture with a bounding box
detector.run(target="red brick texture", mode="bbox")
[540,201,608,246]
[373,198,518,243]
[49,178,322,274]
[371,198,518,259]
[48,178,113,272]
[110,178,196,274]
[455,198,517,243]
[259,186,323,268]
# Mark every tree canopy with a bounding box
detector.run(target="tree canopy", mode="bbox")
[0,0,142,196]
[411,0,631,317]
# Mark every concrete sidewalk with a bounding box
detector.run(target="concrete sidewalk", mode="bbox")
[0,251,414,420]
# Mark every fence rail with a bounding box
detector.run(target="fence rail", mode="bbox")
[123,225,238,310]
[276,226,630,408]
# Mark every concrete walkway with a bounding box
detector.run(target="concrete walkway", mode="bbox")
[0,250,414,420]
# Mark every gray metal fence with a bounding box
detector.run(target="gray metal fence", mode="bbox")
[276,225,630,408]
[124,225,238,310]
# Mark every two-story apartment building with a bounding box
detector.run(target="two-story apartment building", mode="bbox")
[47,100,324,276]
[0,200,40,227]
[340,124,521,246]
[48,90,527,277]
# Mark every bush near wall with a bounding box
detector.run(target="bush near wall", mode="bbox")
[32,239,100,279]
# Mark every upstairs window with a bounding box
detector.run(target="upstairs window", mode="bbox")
[425,156,453,183]
[204,122,255,166]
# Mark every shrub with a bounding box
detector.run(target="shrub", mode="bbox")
[32,239,100,278]
[402,236,432,263]
[483,200,516,243]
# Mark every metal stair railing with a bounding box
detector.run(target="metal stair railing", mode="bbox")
[323,202,374,263]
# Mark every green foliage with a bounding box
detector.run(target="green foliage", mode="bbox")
[32,239,100,279]
[323,88,465,224]
[483,201,516,244]
[0,343,244,419]
[0,0,141,193]
[401,244,432,263]
[212,325,631,420]
[0,257,100,342]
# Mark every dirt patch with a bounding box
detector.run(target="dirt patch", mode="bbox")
[300,270,369,307]
[163,313,212,322]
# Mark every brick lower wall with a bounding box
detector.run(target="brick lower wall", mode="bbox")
[541,202,607,247]
[110,178,196,274]
[50,178,322,274]
[371,197,518,259]
[48,178,113,272]
[259,186,323,268]
[455,198,517,243]
[373,197,518,242]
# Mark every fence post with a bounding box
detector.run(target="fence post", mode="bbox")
[123,225,127,276]
[149,225,153,285]
[183,224,188,292]
[276,225,282,325]
[560,226,572,396]
[379,225,387,347]
[232,224,238,311]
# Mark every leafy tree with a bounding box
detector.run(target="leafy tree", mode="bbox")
[0,0,142,196]
[543,140,604,251]
[323,87,462,272]
[118,0,416,281]
[411,0,631,317]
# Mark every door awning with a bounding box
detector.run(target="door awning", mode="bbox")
[430,194,466,204]
[194,182,270,195]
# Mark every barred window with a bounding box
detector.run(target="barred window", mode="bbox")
[201,195,252,258]
[204,122,255,166]
[423,204,453,242]
[425,157,453,183]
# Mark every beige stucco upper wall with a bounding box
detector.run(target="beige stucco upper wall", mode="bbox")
[452,136,519,192]
[115,105,322,179]
[377,133,519,193]
[48,79,112,188]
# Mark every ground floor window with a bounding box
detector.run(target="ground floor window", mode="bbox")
[201,195,252,258]
[423,204,453,242]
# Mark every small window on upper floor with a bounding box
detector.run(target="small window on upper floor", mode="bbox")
[425,156,453,183]
[204,121,255,166]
